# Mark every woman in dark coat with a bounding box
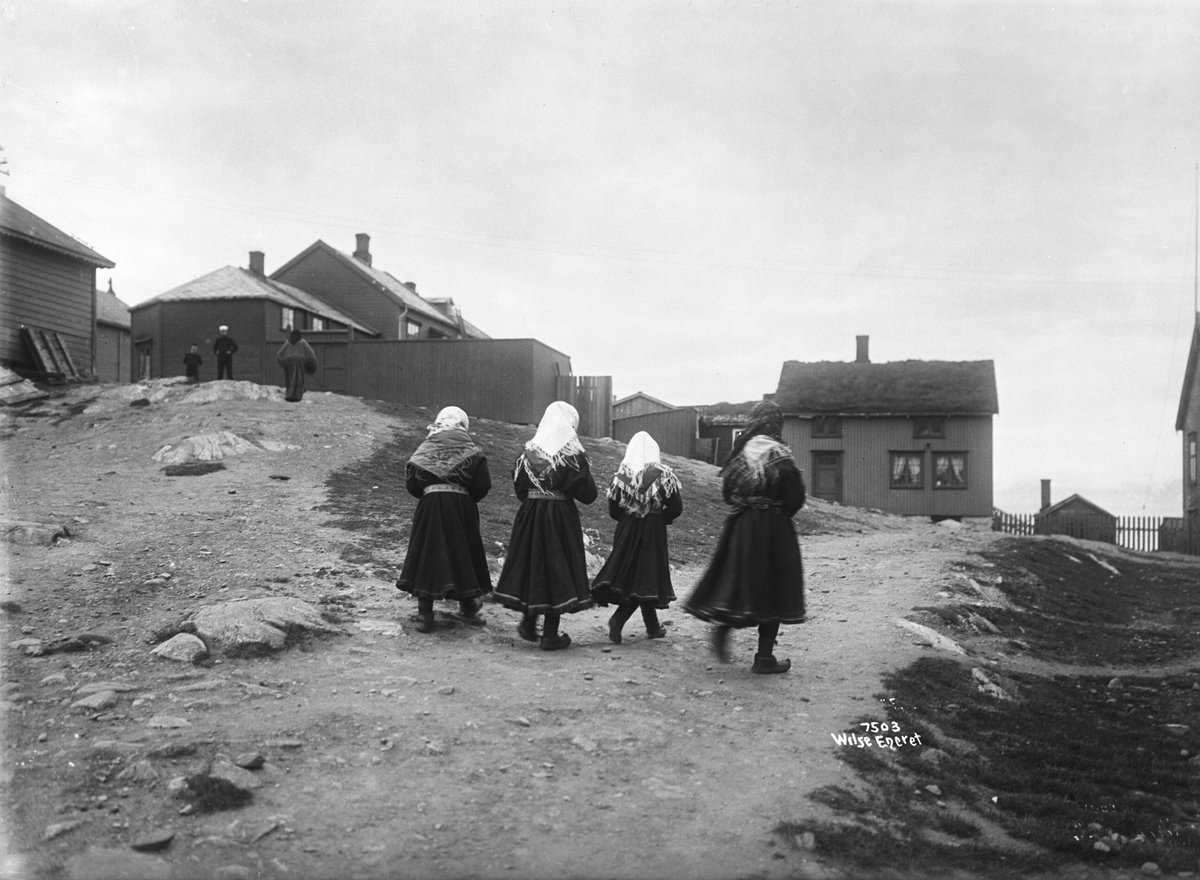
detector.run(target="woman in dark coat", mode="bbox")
[591,431,682,644]
[395,406,493,633]
[683,400,806,673]
[493,401,597,651]
[276,329,317,402]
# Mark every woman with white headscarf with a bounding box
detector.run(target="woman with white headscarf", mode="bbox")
[493,401,597,650]
[683,400,806,674]
[395,406,493,633]
[591,431,683,643]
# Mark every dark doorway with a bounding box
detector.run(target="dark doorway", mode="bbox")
[812,452,843,503]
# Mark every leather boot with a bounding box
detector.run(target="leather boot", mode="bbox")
[517,615,539,643]
[751,654,791,674]
[711,624,732,663]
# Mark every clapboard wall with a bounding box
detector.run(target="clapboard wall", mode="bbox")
[0,236,96,372]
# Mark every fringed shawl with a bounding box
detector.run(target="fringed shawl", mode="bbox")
[408,406,482,482]
[722,435,794,510]
[608,431,681,517]
[519,401,585,488]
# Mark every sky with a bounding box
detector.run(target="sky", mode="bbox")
[2,0,1198,517]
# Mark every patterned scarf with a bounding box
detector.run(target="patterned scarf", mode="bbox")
[722,400,792,509]
[608,431,681,517]
[408,406,481,481]
[519,401,585,487]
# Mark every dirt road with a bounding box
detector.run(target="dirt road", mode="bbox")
[1,382,1004,880]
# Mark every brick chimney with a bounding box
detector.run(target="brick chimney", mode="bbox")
[353,234,372,266]
[855,335,870,364]
[1040,479,1051,511]
[249,251,265,275]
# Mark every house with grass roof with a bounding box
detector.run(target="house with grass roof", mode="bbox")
[773,336,999,519]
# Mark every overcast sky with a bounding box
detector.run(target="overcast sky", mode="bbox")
[3,1,1198,516]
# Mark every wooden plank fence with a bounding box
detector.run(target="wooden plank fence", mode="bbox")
[992,509,1200,556]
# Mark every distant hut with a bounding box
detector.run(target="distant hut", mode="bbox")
[1034,481,1116,544]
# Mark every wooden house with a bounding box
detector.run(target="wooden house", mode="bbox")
[1033,482,1116,543]
[1177,312,1200,551]
[773,336,999,518]
[129,252,377,384]
[271,234,489,341]
[613,391,675,421]
[695,400,764,464]
[0,187,115,377]
[94,280,131,383]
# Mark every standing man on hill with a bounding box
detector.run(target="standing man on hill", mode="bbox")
[213,325,238,381]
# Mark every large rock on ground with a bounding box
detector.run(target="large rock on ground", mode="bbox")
[186,597,341,657]
[151,633,208,663]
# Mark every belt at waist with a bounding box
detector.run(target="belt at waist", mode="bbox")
[527,489,567,501]
[423,483,469,496]
[744,497,783,509]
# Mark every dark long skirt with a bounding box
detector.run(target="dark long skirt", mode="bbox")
[682,507,805,627]
[396,493,492,601]
[282,361,307,402]
[493,499,592,614]
[591,514,675,609]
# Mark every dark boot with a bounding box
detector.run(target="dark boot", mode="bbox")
[415,597,435,634]
[459,596,481,619]
[608,602,636,644]
[540,613,570,651]
[752,654,791,674]
[711,624,732,663]
[641,603,666,639]
[517,614,539,643]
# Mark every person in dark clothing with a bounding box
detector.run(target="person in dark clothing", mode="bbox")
[591,431,682,644]
[277,329,317,402]
[493,401,597,651]
[395,406,493,634]
[213,326,238,380]
[682,400,806,674]
[182,345,203,383]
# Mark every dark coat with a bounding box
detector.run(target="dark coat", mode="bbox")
[683,456,806,627]
[395,455,493,602]
[591,491,682,609]
[493,454,597,615]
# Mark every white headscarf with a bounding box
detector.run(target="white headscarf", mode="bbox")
[427,405,469,437]
[609,431,680,516]
[521,401,585,480]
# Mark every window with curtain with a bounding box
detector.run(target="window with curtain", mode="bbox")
[405,319,422,338]
[281,307,295,331]
[933,453,968,489]
[1189,433,1197,485]
[311,316,325,331]
[890,452,923,488]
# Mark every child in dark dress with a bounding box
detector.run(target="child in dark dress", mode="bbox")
[395,406,493,633]
[591,431,682,643]
[493,401,597,651]
[182,345,203,383]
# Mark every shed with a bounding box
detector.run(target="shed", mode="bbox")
[0,187,115,377]
[94,279,131,383]
[1034,493,1117,544]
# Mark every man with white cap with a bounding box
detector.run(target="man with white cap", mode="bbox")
[213,325,238,380]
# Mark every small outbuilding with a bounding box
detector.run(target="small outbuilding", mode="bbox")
[1034,483,1117,544]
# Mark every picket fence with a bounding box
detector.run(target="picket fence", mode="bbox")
[991,509,1200,556]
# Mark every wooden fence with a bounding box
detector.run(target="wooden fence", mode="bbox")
[556,374,613,439]
[992,509,1200,555]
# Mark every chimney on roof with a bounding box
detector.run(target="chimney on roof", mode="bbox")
[855,335,870,364]
[354,233,372,266]
[249,251,265,276]
[106,278,113,294]
[403,281,416,293]
[1040,479,1051,511]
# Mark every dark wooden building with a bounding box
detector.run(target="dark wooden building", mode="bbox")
[694,400,763,464]
[272,234,489,342]
[774,336,998,518]
[612,391,675,422]
[0,187,115,376]
[129,253,377,384]
[1177,312,1200,552]
[94,280,131,383]
[1034,483,1117,543]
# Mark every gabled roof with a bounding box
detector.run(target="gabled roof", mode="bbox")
[0,190,114,268]
[131,266,379,336]
[95,282,131,329]
[774,359,999,416]
[1035,493,1114,519]
[614,391,675,410]
[272,240,490,338]
[1177,313,1200,431]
